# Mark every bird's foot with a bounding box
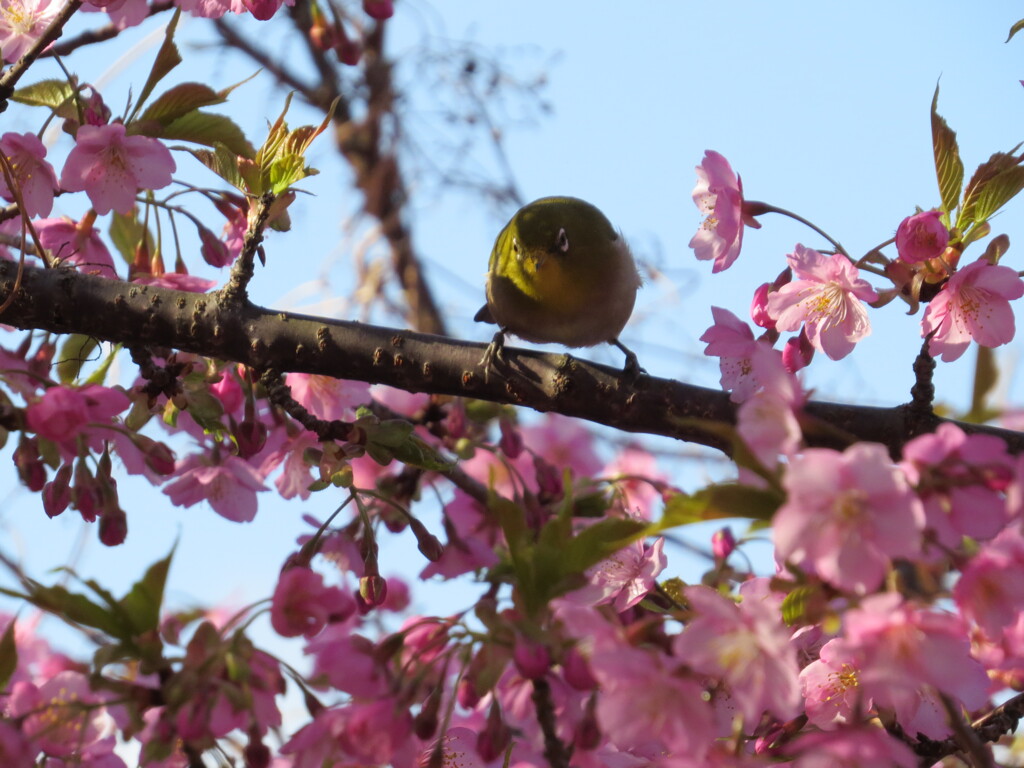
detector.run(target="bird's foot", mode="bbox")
[611,338,645,380]
[479,330,508,382]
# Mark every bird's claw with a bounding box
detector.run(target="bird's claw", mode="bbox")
[479,330,508,383]
[612,338,645,380]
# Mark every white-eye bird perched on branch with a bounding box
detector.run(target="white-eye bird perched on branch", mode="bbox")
[474,196,643,376]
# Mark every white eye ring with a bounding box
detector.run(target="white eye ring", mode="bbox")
[557,228,569,253]
[512,237,520,254]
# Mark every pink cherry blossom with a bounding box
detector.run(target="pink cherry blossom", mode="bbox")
[285,373,371,421]
[173,0,246,19]
[700,306,784,403]
[522,413,603,479]
[0,132,58,217]
[590,644,714,757]
[163,453,267,522]
[568,535,665,612]
[601,445,666,519]
[61,123,175,215]
[26,384,130,455]
[901,422,1012,548]
[270,567,356,637]
[338,698,413,764]
[0,0,58,62]
[417,727,486,768]
[81,0,150,27]
[280,708,349,768]
[954,525,1024,638]
[736,353,803,470]
[35,216,118,278]
[799,637,863,728]
[785,725,917,768]
[420,492,500,579]
[766,245,878,360]
[689,150,759,272]
[305,626,388,698]
[675,582,801,724]
[9,670,117,758]
[0,720,34,766]
[836,593,989,738]
[921,258,1024,362]
[773,443,924,593]
[895,210,949,264]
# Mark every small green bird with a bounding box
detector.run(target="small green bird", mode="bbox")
[474,196,642,375]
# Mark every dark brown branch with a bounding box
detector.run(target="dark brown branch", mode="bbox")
[532,678,571,768]
[1,261,1021,457]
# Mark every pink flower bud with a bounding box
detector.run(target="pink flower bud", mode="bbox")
[896,210,949,264]
[234,419,268,459]
[334,25,362,66]
[81,88,111,126]
[533,455,562,497]
[750,282,775,329]
[100,507,128,546]
[362,0,393,19]
[781,329,815,374]
[513,635,550,680]
[359,575,388,607]
[199,226,232,268]
[562,646,597,690]
[498,417,523,459]
[14,437,46,492]
[43,463,73,518]
[456,676,480,709]
[476,702,511,762]
[711,526,736,561]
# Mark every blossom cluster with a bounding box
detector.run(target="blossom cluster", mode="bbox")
[3,2,1024,765]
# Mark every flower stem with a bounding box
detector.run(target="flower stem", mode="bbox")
[745,200,849,258]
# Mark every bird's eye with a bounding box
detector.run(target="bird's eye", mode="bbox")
[557,228,569,253]
[511,237,520,254]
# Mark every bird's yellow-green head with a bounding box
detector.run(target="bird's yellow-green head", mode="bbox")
[476,196,641,351]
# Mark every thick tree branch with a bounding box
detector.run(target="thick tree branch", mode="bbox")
[1,261,1021,456]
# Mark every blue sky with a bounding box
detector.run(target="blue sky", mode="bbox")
[3,2,1024,652]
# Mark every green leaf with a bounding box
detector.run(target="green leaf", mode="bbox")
[388,434,454,472]
[959,149,1024,229]
[781,585,813,626]
[11,79,76,110]
[109,208,154,264]
[0,619,17,691]
[131,10,183,121]
[56,334,100,383]
[136,83,227,127]
[268,154,311,195]
[119,549,174,636]
[1,583,124,637]
[156,111,256,159]
[656,484,782,530]
[972,165,1024,223]
[931,84,964,215]
[1007,18,1024,42]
